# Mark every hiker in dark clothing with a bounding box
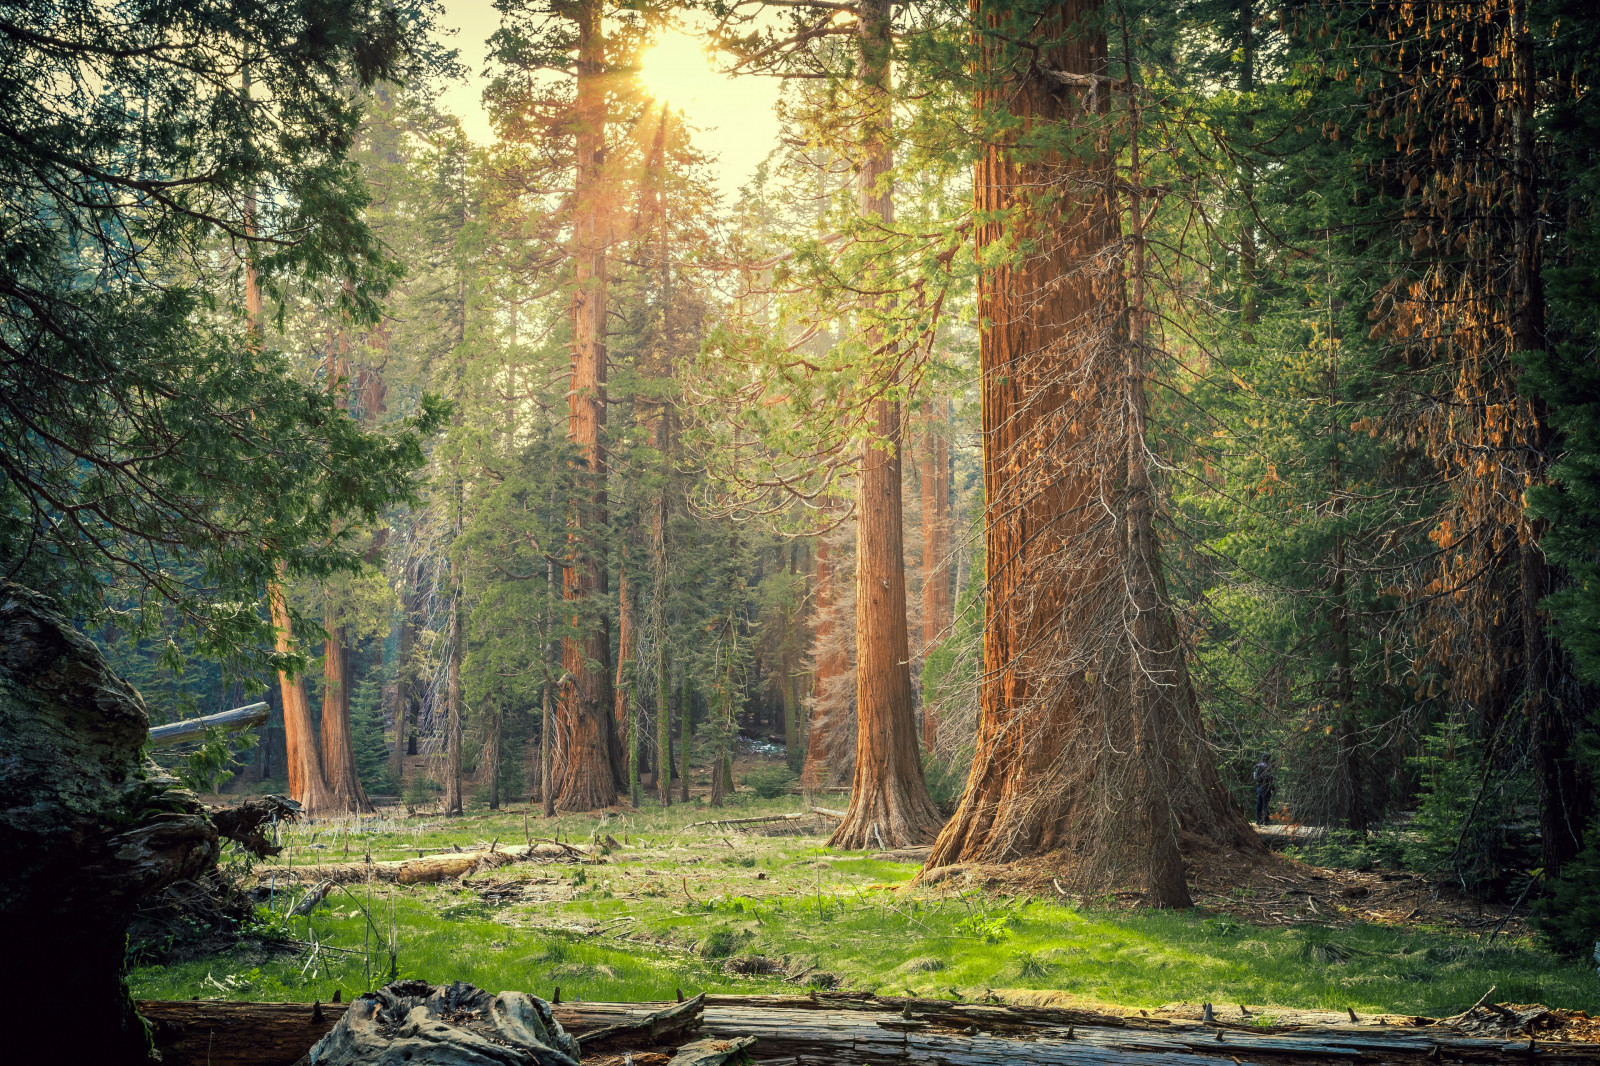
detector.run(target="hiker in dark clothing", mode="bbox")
[1253,753,1274,825]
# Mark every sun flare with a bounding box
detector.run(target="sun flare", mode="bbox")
[636,30,721,108]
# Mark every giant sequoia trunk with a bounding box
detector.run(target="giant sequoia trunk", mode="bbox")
[828,0,943,850]
[321,611,374,813]
[0,583,219,1062]
[556,0,622,811]
[271,578,336,815]
[925,0,1254,901]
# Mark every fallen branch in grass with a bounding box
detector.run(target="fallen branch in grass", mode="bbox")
[254,841,599,886]
[812,806,847,819]
[678,811,815,832]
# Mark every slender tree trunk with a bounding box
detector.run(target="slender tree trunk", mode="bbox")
[615,562,636,767]
[829,0,943,850]
[541,555,557,817]
[918,405,948,752]
[801,535,845,790]
[485,703,503,810]
[679,672,692,802]
[557,0,621,810]
[392,576,415,780]
[927,0,1252,896]
[445,545,464,816]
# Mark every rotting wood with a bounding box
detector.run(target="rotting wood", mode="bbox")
[141,994,1600,1066]
[579,992,707,1050]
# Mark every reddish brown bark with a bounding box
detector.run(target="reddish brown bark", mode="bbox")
[827,0,942,849]
[320,609,374,813]
[925,0,1252,900]
[270,578,335,815]
[556,0,622,811]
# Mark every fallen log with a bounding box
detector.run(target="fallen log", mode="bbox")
[254,842,595,886]
[678,812,814,832]
[141,994,1600,1066]
[811,806,847,819]
[149,703,270,746]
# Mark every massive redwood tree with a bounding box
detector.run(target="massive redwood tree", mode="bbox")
[925,0,1253,903]
[554,0,626,810]
[827,0,944,850]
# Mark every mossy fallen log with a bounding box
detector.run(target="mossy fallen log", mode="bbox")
[141,994,1600,1066]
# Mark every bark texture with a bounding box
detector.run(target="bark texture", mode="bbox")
[271,577,336,815]
[320,611,373,814]
[828,0,943,849]
[0,582,219,1063]
[556,0,622,811]
[925,0,1254,899]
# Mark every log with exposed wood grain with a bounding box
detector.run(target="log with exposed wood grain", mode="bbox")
[140,993,1600,1066]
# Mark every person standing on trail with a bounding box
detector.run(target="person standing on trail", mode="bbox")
[1253,752,1274,825]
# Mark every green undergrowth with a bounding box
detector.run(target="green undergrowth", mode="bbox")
[128,794,1600,1014]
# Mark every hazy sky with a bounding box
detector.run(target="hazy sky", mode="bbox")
[434,1,784,199]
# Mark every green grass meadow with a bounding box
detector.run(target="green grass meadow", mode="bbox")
[129,796,1600,1016]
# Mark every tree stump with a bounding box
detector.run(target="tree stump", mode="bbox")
[297,981,580,1066]
[0,582,219,1062]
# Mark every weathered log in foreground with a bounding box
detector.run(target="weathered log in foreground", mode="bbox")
[141,993,1600,1066]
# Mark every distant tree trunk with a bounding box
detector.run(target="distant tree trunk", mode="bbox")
[270,578,336,815]
[829,0,943,850]
[616,560,639,807]
[445,549,464,815]
[679,672,692,802]
[392,566,416,780]
[485,703,503,810]
[927,0,1252,902]
[557,0,621,811]
[801,535,845,791]
[918,403,949,752]
[246,177,332,817]
[321,607,374,813]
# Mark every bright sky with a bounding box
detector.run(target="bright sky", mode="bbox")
[434,2,784,200]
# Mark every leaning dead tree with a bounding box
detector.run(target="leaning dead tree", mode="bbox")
[926,0,1255,904]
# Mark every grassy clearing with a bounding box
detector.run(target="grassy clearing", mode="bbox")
[129,795,1600,1014]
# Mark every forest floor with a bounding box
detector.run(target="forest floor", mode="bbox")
[129,785,1600,1019]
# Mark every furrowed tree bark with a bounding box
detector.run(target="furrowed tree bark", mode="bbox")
[926,0,1252,897]
[557,0,621,811]
[829,0,943,850]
